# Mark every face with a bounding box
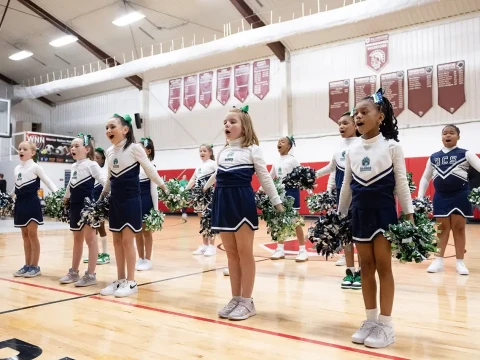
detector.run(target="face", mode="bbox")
[338,115,356,138]
[94,151,104,166]
[223,113,243,141]
[199,146,211,160]
[70,138,88,160]
[277,137,291,155]
[182,175,187,180]
[18,142,35,161]
[353,100,384,138]
[442,126,459,147]
[106,118,128,144]
[141,145,152,158]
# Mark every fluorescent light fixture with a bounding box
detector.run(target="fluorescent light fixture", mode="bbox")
[49,35,78,47]
[9,50,33,61]
[112,12,145,26]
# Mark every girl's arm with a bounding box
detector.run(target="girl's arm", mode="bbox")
[64,181,71,200]
[391,144,414,215]
[326,171,336,192]
[34,164,58,192]
[150,179,159,211]
[269,164,276,179]
[466,151,480,172]
[132,145,167,192]
[417,160,433,199]
[315,156,336,178]
[102,161,111,196]
[186,170,197,190]
[203,172,216,191]
[337,153,352,216]
[253,147,281,206]
[90,162,106,188]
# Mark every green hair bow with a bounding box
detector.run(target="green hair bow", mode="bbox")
[77,133,91,146]
[140,136,151,147]
[95,147,104,153]
[286,135,296,147]
[350,107,356,117]
[233,105,249,114]
[113,113,132,126]
[209,144,214,148]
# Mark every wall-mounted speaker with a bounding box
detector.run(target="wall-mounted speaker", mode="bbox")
[134,113,142,129]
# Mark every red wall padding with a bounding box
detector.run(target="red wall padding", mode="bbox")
[157,156,480,219]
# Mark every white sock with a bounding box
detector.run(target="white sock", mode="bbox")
[241,297,253,303]
[456,259,465,264]
[435,256,444,263]
[101,236,108,254]
[233,296,242,301]
[299,245,306,251]
[277,244,284,250]
[366,308,378,321]
[378,314,393,326]
[348,267,355,273]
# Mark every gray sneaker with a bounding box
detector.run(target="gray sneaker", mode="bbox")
[23,266,41,278]
[14,265,30,277]
[75,271,97,287]
[228,299,256,321]
[218,298,239,318]
[59,268,80,284]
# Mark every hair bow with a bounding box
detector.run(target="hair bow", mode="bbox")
[350,107,356,117]
[287,135,296,147]
[140,136,151,148]
[210,144,214,148]
[233,105,249,114]
[113,113,132,126]
[371,88,384,104]
[77,133,91,146]
[95,147,104,153]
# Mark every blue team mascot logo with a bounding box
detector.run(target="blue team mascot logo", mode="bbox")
[360,157,371,172]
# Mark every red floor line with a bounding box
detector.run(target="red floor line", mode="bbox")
[0,278,84,296]
[90,296,409,360]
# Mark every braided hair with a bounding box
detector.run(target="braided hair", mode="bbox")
[362,89,399,142]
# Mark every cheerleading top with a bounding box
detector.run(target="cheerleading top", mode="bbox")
[139,160,159,211]
[269,155,300,181]
[13,159,58,197]
[65,159,106,204]
[186,159,217,190]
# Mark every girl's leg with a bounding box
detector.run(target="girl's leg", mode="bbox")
[373,235,394,317]
[98,222,109,255]
[235,224,256,298]
[427,217,450,273]
[193,213,209,255]
[85,226,98,274]
[113,232,126,280]
[296,225,305,246]
[136,230,145,260]
[21,227,31,265]
[221,232,241,296]
[71,231,84,272]
[295,225,309,262]
[26,222,40,266]
[122,227,136,281]
[143,226,153,261]
[450,214,468,275]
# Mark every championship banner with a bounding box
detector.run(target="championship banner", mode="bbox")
[25,132,75,163]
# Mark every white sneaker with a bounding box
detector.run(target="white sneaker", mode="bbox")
[270,248,285,260]
[193,245,207,255]
[114,280,138,297]
[223,268,229,276]
[204,245,216,257]
[336,255,346,266]
[135,258,144,270]
[351,320,377,344]
[295,249,309,262]
[456,260,469,275]
[100,279,124,296]
[182,213,187,222]
[137,259,153,271]
[364,323,395,348]
[427,258,444,273]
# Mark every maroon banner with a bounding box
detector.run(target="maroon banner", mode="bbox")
[183,75,197,111]
[380,71,405,117]
[216,67,231,105]
[253,59,270,100]
[354,76,377,106]
[407,66,433,117]
[168,78,181,113]
[234,63,250,103]
[329,80,350,122]
[199,71,213,109]
[437,60,465,114]
[365,34,389,72]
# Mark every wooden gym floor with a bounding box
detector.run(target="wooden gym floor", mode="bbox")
[0,216,479,360]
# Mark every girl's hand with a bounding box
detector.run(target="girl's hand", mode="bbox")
[63,197,69,205]
[307,189,313,195]
[162,186,169,195]
[406,213,415,225]
[275,204,284,212]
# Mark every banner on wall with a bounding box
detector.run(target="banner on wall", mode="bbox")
[216,67,231,105]
[328,80,350,122]
[199,71,213,108]
[253,59,270,100]
[26,132,74,163]
[183,75,197,111]
[365,34,389,72]
[168,78,181,113]
[380,71,405,117]
[354,75,376,105]
[407,66,433,117]
[437,60,465,114]
[234,63,250,103]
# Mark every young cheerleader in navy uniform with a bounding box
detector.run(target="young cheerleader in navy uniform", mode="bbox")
[338,89,414,348]
[204,106,283,321]
[100,114,168,297]
[314,111,362,289]
[60,134,106,287]
[187,144,217,256]
[269,135,308,262]
[83,147,110,265]
[135,137,158,271]
[418,125,480,275]
[13,141,58,278]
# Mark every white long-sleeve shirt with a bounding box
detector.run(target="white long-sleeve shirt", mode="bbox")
[13,159,58,195]
[65,158,106,202]
[269,154,301,181]
[186,159,217,190]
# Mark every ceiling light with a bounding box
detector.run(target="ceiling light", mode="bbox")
[112,12,145,26]
[49,35,78,47]
[9,50,33,61]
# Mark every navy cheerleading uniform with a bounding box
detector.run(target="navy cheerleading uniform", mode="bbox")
[139,161,159,221]
[338,134,413,242]
[13,159,58,227]
[65,159,106,231]
[103,140,165,233]
[270,154,301,209]
[418,146,480,218]
[206,137,281,232]
[187,159,217,213]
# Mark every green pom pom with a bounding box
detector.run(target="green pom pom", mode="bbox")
[44,188,69,223]
[468,187,480,206]
[143,209,165,232]
[158,179,189,212]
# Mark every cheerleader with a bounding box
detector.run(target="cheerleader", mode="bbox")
[338,89,413,348]
[269,135,308,262]
[100,114,168,298]
[418,125,480,275]
[314,111,362,289]
[83,147,110,265]
[135,137,158,271]
[13,141,58,278]
[60,134,106,287]
[186,144,217,256]
[204,106,283,321]
[179,175,189,222]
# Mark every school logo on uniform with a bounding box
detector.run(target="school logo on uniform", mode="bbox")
[278,167,282,175]
[341,151,346,161]
[17,173,22,180]
[72,171,77,179]
[434,155,458,166]
[113,158,119,169]
[225,151,235,162]
[360,157,371,172]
